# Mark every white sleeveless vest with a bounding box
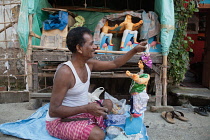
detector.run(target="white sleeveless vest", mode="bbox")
[46,61,91,121]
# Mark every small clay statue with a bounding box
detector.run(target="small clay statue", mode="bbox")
[126,53,152,117]
[119,15,143,48]
[100,20,118,46]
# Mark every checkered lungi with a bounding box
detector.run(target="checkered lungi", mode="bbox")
[46,113,106,140]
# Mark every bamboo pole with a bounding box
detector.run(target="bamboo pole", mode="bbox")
[162,55,167,106]
[0,21,17,33]
[25,14,33,91]
[0,57,24,61]
[2,0,10,91]
[0,40,19,42]
[0,21,17,24]
[0,3,21,5]
[30,31,41,39]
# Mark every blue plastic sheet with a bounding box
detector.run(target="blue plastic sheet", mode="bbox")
[0,103,59,140]
[0,104,148,140]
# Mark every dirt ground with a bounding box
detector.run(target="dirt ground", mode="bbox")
[0,102,210,140]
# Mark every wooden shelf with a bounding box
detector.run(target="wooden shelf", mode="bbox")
[55,6,129,13]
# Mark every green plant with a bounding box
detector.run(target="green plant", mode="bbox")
[168,0,199,85]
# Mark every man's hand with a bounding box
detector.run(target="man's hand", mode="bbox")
[134,42,147,53]
[139,41,147,46]
[85,102,108,117]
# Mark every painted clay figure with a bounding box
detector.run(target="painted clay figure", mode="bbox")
[126,53,152,118]
[119,15,143,48]
[100,20,118,46]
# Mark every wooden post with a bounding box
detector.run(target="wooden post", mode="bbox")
[162,55,167,106]
[25,14,33,91]
[26,14,43,110]
[32,63,38,92]
[155,67,162,106]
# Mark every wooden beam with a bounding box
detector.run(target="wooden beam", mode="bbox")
[38,72,155,78]
[32,50,162,63]
[26,14,33,91]
[32,49,162,64]
[151,64,160,75]
[0,21,17,33]
[30,92,51,99]
[53,6,129,13]
[0,3,21,5]
[38,72,129,78]
[30,31,41,39]
[32,45,160,55]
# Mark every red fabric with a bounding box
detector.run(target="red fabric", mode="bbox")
[46,113,106,140]
[188,34,205,64]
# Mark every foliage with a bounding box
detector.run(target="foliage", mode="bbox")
[168,0,199,85]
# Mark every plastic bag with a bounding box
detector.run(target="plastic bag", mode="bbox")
[88,87,105,102]
[106,126,128,140]
[104,92,126,115]
[106,114,127,126]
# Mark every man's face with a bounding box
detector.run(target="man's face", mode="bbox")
[81,33,97,59]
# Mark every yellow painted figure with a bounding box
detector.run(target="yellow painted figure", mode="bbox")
[126,54,152,118]
[119,15,143,48]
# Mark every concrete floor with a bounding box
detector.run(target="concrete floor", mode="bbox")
[0,102,210,140]
[145,106,210,140]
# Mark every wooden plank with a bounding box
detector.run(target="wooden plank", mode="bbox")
[0,91,29,103]
[91,73,126,78]
[30,92,51,99]
[37,72,128,78]
[32,45,161,55]
[152,64,161,75]
[40,34,63,48]
[94,54,162,63]
[42,25,68,38]
[32,63,38,92]
[155,73,162,106]
[33,55,68,61]
[37,72,155,78]
[32,50,162,63]
[55,6,129,13]
[32,51,69,61]
[42,8,68,12]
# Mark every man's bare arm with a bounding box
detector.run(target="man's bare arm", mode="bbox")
[49,65,108,118]
[88,43,147,71]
